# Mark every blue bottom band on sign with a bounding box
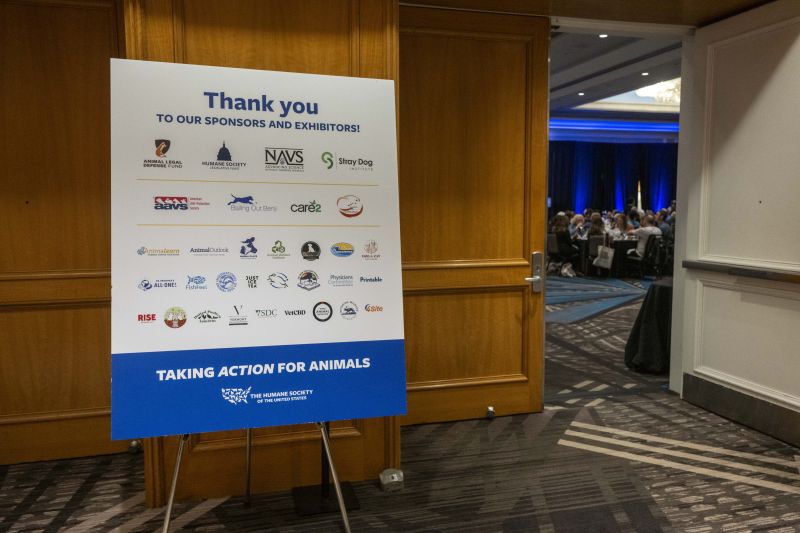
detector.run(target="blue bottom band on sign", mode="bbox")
[111,339,406,440]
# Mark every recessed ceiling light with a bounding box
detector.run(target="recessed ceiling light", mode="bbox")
[599,34,608,39]
[578,92,585,96]
[642,72,650,76]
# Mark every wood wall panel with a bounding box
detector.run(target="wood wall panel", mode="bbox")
[399,7,548,426]
[124,0,401,505]
[403,289,525,383]
[399,32,527,263]
[0,0,126,465]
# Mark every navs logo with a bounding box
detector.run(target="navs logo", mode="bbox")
[154,196,188,210]
[163,306,187,329]
[337,195,363,218]
[330,242,354,257]
[265,147,304,171]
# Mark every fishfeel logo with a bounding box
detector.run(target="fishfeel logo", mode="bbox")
[265,147,304,171]
[337,195,363,218]
[154,196,188,210]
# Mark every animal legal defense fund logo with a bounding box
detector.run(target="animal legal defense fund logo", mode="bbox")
[163,306,187,329]
[228,194,277,213]
[202,141,246,170]
[265,147,304,172]
[222,386,252,405]
[321,151,374,172]
[239,237,258,259]
[337,195,363,218]
[144,139,182,169]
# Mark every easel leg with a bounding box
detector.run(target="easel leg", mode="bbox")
[317,422,352,533]
[162,433,189,533]
[244,427,252,507]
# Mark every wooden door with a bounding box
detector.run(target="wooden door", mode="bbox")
[399,7,548,424]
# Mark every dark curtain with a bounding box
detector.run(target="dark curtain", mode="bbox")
[548,141,678,214]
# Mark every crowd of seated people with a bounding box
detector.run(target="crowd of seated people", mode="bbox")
[547,199,676,277]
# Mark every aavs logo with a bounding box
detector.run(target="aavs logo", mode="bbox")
[337,195,363,218]
[164,306,187,329]
[291,200,321,213]
[154,196,188,210]
[265,147,304,172]
[322,151,334,169]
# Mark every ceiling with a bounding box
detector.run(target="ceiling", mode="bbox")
[549,31,682,114]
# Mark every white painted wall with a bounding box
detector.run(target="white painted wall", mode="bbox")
[671,0,800,410]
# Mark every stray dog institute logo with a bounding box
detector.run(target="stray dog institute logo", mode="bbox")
[222,386,252,405]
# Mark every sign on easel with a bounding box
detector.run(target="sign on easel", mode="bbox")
[110,59,406,439]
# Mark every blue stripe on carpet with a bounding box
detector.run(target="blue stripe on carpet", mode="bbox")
[545,277,650,324]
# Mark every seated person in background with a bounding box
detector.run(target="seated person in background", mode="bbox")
[607,213,631,240]
[628,209,641,229]
[569,214,587,239]
[551,214,580,262]
[628,214,662,257]
[587,212,606,236]
[656,209,673,242]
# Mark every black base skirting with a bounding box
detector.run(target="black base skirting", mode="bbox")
[683,373,800,448]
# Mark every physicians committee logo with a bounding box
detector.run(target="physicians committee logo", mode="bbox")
[313,302,333,322]
[144,139,182,169]
[228,194,277,213]
[216,272,237,292]
[202,142,246,170]
[297,270,320,291]
[268,272,289,288]
[337,195,363,217]
[222,386,251,405]
[265,147,304,171]
[163,306,187,329]
[328,274,353,287]
[340,301,358,320]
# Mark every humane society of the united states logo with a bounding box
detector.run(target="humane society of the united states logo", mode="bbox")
[221,386,251,405]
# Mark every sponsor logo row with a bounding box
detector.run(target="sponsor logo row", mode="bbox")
[144,140,374,173]
[138,272,383,292]
[137,239,381,260]
[154,194,363,218]
[139,301,384,327]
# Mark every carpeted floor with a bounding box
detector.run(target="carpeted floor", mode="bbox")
[2,277,800,532]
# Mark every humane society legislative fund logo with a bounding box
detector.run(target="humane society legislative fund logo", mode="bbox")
[202,142,246,170]
[216,272,237,292]
[222,386,251,405]
[144,139,182,169]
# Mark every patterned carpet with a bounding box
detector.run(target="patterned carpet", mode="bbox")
[2,278,800,532]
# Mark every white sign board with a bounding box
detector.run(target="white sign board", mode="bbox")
[111,59,405,439]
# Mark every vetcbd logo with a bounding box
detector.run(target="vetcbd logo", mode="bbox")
[154,196,188,210]
[284,309,306,316]
[337,195,363,218]
[137,313,157,324]
[164,306,187,329]
[313,301,333,322]
[194,310,220,323]
[144,139,182,169]
[364,304,384,312]
[265,147,304,171]
[340,301,358,320]
[291,200,321,213]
